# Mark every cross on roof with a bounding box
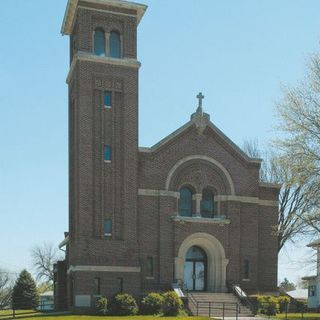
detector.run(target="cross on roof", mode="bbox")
[197,92,205,108]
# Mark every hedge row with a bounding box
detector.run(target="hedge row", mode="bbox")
[97,291,183,316]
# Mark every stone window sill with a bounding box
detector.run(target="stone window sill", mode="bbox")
[172,215,230,225]
[145,277,155,280]
[242,278,251,282]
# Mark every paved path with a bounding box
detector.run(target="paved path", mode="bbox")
[214,317,267,320]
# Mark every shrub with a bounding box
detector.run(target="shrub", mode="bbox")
[109,293,138,316]
[162,291,183,316]
[141,292,164,315]
[278,296,290,313]
[252,294,290,315]
[96,297,108,315]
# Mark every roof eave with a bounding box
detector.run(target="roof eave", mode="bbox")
[139,117,262,165]
[61,0,147,35]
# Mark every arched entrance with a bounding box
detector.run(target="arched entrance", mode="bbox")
[184,246,207,291]
[175,233,229,292]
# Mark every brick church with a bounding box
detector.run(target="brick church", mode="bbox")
[54,0,280,311]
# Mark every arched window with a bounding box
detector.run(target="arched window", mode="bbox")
[201,188,214,218]
[109,31,121,58]
[186,246,207,261]
[179,187,193,217]
[94,28,106,56]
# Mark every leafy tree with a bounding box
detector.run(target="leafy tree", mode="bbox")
[275,54,320,236]
[12,270,39,310]
[279,278,296,292]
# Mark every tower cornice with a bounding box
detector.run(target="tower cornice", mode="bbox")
[66,51,141,83]
[61,0,147,35]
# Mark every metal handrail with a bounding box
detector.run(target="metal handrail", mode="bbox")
[196,301,239,319]
[232,284,255,315]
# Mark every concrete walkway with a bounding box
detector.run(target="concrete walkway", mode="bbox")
[214,317,267,320]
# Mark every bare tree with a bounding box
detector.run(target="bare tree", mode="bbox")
[31,243,61,283]
[0,269,13,309]
[242,140,320,252]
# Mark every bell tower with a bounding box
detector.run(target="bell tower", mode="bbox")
[61,0,147,306]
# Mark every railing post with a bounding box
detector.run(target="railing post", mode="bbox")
[13,308,15,319]
[209,302,211,317]
[197,302,198,316]
[223,302,225,320]
[236,303,238,320]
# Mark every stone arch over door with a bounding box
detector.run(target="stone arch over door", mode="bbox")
[175,233,229,292]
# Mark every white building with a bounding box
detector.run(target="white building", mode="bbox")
[302,239,320,309]
[38,291,54,311]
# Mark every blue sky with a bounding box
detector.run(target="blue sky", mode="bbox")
[0,0,319,283]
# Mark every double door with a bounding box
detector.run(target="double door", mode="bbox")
[184,260,206,291]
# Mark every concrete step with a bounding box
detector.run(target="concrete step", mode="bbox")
[187,292,254,317]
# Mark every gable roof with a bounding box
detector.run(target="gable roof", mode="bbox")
[139,110,262,165]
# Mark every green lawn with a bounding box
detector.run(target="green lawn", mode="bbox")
[0,313,210,320]
[0,309,39,317]
[273,314,320,320]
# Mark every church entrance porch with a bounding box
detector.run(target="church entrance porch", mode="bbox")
[184,246,207,291]
[175,233,229,292]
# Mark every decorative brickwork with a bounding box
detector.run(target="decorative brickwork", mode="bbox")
[55,0,280,312]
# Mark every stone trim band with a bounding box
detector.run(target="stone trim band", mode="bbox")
[138,189,278,207]
[67,52,141,83]
[68,265,141,274]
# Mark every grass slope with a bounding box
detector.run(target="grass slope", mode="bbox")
[0,313,210,320]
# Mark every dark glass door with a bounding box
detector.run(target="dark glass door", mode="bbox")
[184,259,206,291]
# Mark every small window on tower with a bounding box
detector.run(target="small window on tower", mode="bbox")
[146,257,154,277]
[109,31,121,58]
[104,145,112,162]
[104,219,112,236]
[104,91,112,108]
[94,28,106,56]
[94,277,101,295]
[244,259,250,280]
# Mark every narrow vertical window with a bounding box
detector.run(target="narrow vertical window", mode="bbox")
[201,189,214,218]
[309,285,316,297]
[104,219,112,236]
[104,91,112,108]
[69,277,74,307]
[179,187,193,217]
[109,31,121,58]
[146,257,154,277]
[94,28,106,56]
[94,277,101,295]
[118,277,124,293]
[104,145,112,162]
[244,259,250,279]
